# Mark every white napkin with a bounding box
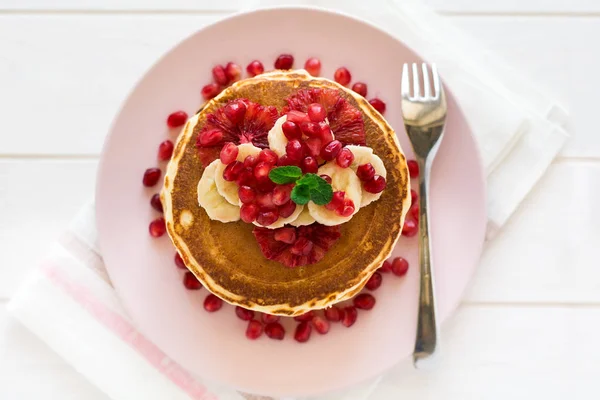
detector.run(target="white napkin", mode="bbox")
[7,1,569,400]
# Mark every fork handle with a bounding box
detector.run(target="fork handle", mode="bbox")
[413,157,439,366]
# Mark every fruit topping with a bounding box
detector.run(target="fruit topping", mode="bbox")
[246,320,263,339]
[364,175,387,194]
[320,140,342,161]
[219,142,239,164]
[257,210,279,227]
[238,185,256,204]
[201,83,221,100]
[196,99,278,166]
[149,217,166,237]
[319,174,332,184]
[212,64,229,86]
[353,293,376,310]
[369,98,386,114]
[274,54,294,69]
[325,190,345,211]
[142,168,161,187]
[307,103,326,122]
[324,306,343,322]
[351,82,368,97]
[285,139,305,162]
[157,140,174,161]
[334,67,352,86]
[240,204,259,223]
[274,227,296,243]
[166,111,188,128]
[150,193,163,213]
[304,57,321,76]
[223,161,244,181]
[272,184,292,206]
[338,198,355,217]
[203,294,223,312]
[391,256,409,276]
[379,260,392,273]
[252,224,341,267]
[284,88,366,146]
[258,149,279,165]
[365,272,382,290]
[246,60,264,76]
[294,311,315,322]
[356,163,375,181]
[300,156,318,173]
[336,147,354,168]
[407,159,419,178]
[183,272,203,290]
[282,120,302,140]
[225,62,242,82]
[265,322,286,340]
[235,306,255,321]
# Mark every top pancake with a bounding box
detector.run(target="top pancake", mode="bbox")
[162,70,410,315]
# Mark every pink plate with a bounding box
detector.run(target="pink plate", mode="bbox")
[96,7,486,398]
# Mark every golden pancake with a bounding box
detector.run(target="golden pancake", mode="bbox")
[162,70,410,316]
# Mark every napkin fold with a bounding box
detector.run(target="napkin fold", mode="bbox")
[8,1,569,399]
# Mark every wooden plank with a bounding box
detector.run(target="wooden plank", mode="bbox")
[0,15,595,157]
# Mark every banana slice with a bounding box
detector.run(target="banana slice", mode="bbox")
[215,143,262,205]
[346,145,387,207]
[290,207,316,227]
[197,160,240,222]
[267,115,288,156]
[251,203,305,229]
[308,162,362,226]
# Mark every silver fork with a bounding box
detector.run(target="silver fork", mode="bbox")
[401,63,447,367]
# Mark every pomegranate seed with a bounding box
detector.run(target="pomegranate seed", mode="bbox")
[256,192,275,209]
[183,272,202,290]
[364,175,387,193]
[380,260,392,273]
[278,200,296,218]
[225,62,242,82]
[257,179,276,193]
[201,83,221,100]
[265,322,285,340]
[142,168,161,187]
[354,293,376,310]
[150,193,163,212]
[307,103,326,123]
[157,140,174,161]
[294,321,312,343]
[291,237,313,256]
[392,257,409,276]
[286,110,311,125]
[224,101,247,124]
[166,111,188,128]
[198,128,223,147]
[337,198,355,217]
[411,189,418,204]
[282,121,302,140]
[356,163,375,181]
[257,211,279,226]
[305,137,322,158]
[238,185,256,204]
[294,311,314,322]
[365,272,383,290]
[272,185,292,206]
[336,148,354,168]
[312,316,330,334]
[351,82,368,97]
[203,294,223,312]
[407,160,419,178]
[212,64,229,86]
[326,191,345,211]
[334,67,352,86]
[240,204,259,223]
[320,174,332,184]
[402,219,418,237]
[246,320,263,340]
[369,98,386,114]
[246,60,264,76]
[149,217,166,237]
[244,155,258,168]
[258,149,278,165]
[277,154,297,166]
[219,142,239,164]
[301,156,318,173]
[261,313,280,324]
[235,306,255,321]
[341,306,358,327]
[411,204,419,220]
[223,161,244,181]
[324,306,342,322]
[274,54,294,69]
[274,227,297,244]
[174,252,186,269]
[320,140,342,161]
[253,161,272,182]
[286,139,304,162]
[237,168,256,187]
[299,121,320,137]
[304,57,321,76]
[319,124,334,144]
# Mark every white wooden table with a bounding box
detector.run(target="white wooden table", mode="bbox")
[1,0,598,398]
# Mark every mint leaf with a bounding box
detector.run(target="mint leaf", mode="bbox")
[296,173,320,190]
[269,166,303,184]
[291,184,310,205]
[309,176,333,205]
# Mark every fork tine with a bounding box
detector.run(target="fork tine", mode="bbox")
[421,63,430,99]
[431,63,441,99]
[401,63,410,98]
[412,63,420,98]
